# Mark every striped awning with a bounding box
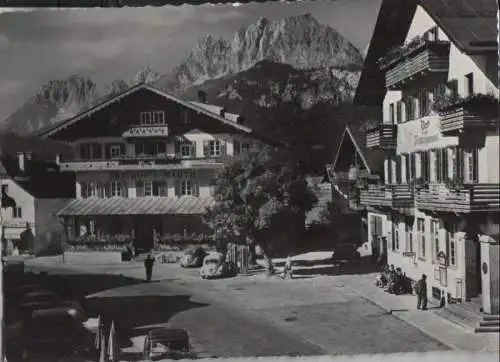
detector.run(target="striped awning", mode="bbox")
[55,196,215,217]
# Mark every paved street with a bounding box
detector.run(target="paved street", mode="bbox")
[17,259,451,360]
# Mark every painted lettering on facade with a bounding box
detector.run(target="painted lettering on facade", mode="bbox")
[397,115,458,154]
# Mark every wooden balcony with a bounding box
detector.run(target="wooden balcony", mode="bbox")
[59,156,226,172]
[366,124,397,150]
[328,170,370,183]
[439,96,499,135]
[416,183,500,213]
[380,40,450,90]
[359,184,414,210]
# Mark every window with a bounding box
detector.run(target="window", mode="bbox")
[447,80,459,99]
[140,111,165,125]
[427,26,438,41]
[417,218,426,259]
[389,103,395,124]
[405,97,415,121]
[204,140,222,157]
[80,143,102,160]
[391,218,399,251]
[144,181,153,196]
[152,181,167,197]
[110,145,121,158]
[410,153,416,181]
[430,219,440,262]
[241,143,251,152]
[2,184,8,194]
[464,73,474,96]
[446,222,457,267]
[435,148,448,182]
[464,148,478,183]
[13,207,22,219]
[417,89,430,117]
[450,147,464,180]
[110,181,124,197]
[420,151,430,182]
[181,179,193,196]
[180,144,193,158]
[233,140,241,155]
[136,180,167,197]
[405,223,413,253]
[396,101,403,123]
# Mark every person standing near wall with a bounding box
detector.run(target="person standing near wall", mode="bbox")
[144,252,155,281]
[415,274,428,310]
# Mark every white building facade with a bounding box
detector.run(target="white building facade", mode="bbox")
[358,4,499,314]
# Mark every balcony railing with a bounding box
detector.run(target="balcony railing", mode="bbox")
[359,184,414,209]
[438,94,499,135]
[416,183,500,213]
[366,124,397,150]
[379,40,450,90]
[328,170,371,183]
[59,155,227,171]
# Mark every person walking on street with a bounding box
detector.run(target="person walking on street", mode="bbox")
[144,252,155,281]
[415,274,428,310]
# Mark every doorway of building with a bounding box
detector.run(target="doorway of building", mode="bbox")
[465,231,482,304]
[134,217,155,254]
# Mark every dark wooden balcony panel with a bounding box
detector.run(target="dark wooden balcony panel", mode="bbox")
[391,185,415,209]
[366,124,397,150]
[359,185,392,208]
[385,43,450,90]
[440,106,499,135]
[416,183,500,213]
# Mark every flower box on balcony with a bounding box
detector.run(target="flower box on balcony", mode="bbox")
[437,93,499,135]
[378,37,450,90]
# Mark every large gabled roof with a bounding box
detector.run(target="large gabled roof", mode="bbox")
[355,0,498,106]
[331,125,385,174]
[37,83,254,139]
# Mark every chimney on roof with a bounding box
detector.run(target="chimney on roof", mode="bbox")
[197,90,207,104]
[237,116,245,125]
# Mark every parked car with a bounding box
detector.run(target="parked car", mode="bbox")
[142,328,194,361]
[20,291,86,320]
[6,308,97,361]
[179,246,207,268]
[200,252,237,279]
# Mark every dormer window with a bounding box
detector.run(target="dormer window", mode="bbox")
[140,111,165,125]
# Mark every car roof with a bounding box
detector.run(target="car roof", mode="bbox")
[149,328,189,341]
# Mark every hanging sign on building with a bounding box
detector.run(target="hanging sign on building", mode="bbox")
[396,115,458,154]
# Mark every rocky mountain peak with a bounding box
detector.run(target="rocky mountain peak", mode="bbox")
[36,75,97,108]
[134,67,162,85]
[159,13,363,94]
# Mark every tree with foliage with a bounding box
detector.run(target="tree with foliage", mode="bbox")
[203,144,318,272]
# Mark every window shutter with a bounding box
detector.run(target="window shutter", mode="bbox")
[442,148,449,181]
[105,145,111,159]
[435,148,444,182]
[395,156,402,184]
[120,144,126,156]
[203,140,210,157]
[472,148,478,183]
[193,182,200,197]
[456,147,464,180]
[175,179,181,196]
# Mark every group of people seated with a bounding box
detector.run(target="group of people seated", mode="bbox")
[375,264,413,295]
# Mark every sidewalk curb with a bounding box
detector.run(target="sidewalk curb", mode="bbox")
[350,288,460,351]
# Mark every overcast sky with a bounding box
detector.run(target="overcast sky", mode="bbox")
[0,0,381,123]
